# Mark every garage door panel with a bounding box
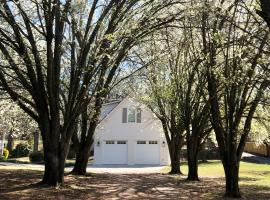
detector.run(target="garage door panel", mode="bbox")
[135,141,160,164]
[102,140,127,164]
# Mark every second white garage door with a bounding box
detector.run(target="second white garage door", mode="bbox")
[135,141,160,164]
[102,140,128,164]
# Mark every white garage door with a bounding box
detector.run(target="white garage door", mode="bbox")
[102,140,128,164]
[135,141,160,164]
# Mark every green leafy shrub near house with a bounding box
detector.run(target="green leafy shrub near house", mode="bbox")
[29,151,44,163]
[2,148,9,160]
[12,143,30,158]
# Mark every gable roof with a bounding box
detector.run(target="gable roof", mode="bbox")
[100,100,122,121]
[98,95,131,124]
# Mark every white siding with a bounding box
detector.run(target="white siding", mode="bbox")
[94,96,170,165]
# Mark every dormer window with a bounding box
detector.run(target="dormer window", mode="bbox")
[128,108,136,122]
[122,107,141,123]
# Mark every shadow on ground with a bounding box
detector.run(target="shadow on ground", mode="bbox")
[0,169,269,200]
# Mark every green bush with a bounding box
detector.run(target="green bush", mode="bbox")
[29,151,44,163]
[12,143,30,158]
[3,148,9,160]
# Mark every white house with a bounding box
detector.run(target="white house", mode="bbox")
[94,96,170,165]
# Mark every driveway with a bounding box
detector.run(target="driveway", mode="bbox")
[1,152,268,174]
[0,162,44,170]
[87,164,164,174]
[242,152,270,164]
[0,162,164,174]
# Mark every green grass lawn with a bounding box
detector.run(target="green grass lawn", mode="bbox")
[162,160,270,187]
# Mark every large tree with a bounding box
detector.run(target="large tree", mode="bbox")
[0,100,37,152]
[257,0,270,28]
[0,0,181,185]
[68,0,182,175]
[131,26,211,175]
[131,35,186,174]
[200,0,270,197]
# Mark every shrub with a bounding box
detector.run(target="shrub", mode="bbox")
[29,151,44,163]
[12,143,30,158]
[2,148,9,160]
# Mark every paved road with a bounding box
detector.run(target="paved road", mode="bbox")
[241,152,270,164]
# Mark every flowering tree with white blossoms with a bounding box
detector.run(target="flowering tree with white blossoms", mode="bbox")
[0,0,182,186]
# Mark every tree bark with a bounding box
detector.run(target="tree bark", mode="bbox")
[267,143,270,157]
[41,139,70,186]
[223,161,241,198]
[6,133,14,153]
[169,145,182,174]
[57,142,70,184]
[33,131,39,152]
[264,142,270,157]
[71,143,92,175]
[42,145,60,186]
[71,102,100,176]
[170,159,182,174]
[39,118,73,186]
[187,148,199,181]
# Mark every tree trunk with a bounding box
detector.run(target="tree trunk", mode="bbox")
[223,161,241,198]
[170,159,181,174]
[58,141,70,184]
[186,133,200,181]
[169,145,182,174]
[264,142,270,157]
[71,149,89,175]
[33,131,39,152]
[71,110,98,176]
[71,142,92,175]
[42,147,61,186]
[187,149,199,181]
[6,133,14,153]
[41,143,70,186]
[39,120,69,187]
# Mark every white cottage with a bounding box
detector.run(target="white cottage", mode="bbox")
[94,96,170,165]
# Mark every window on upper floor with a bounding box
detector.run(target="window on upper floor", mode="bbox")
[128,108,136,122]
[122,107,142,123]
